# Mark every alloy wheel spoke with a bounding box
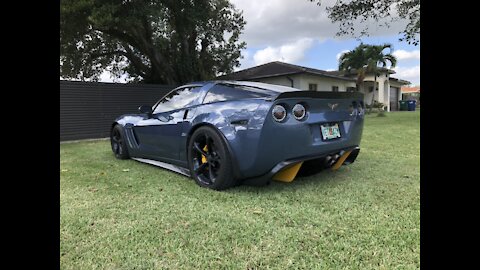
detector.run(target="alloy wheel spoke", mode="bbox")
[191,132,222,185]
[195,162,208,174]
[113,130,120,140]
[205,134,212,154]
[210,154,220,162]
[208,162,215,182]
[193,142,208,156]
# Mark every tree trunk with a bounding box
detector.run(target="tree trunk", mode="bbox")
[369,74,377,114]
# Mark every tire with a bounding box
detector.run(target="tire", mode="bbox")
[110,124,130,159]
[187,126,236,190]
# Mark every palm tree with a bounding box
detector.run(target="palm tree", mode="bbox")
[338,43,369,92]
[365,44,397,113]
[338,43,397,113]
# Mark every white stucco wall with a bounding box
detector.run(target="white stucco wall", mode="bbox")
[295,74,356,91]
[252,76,298,88]
[253,74,355,91]
[361,72,393,111]
[252,72,406,112]
[362,81,375,105]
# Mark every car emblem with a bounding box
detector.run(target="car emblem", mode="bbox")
[328,103,339,111]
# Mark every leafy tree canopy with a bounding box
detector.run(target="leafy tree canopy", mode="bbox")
[310,0,420,46]
[60,0,246,84]
[338,43,397,93]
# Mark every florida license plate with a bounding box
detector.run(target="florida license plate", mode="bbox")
[320,123,341,140]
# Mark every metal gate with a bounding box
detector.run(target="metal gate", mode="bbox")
[389,87,399,111]
[60,81,175,141]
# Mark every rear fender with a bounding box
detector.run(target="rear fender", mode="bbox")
[185,99,267,179]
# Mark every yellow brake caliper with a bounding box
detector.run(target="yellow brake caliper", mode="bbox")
[201,145,208,164]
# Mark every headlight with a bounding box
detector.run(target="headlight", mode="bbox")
[292,103,306,120]
[272,105,287,122]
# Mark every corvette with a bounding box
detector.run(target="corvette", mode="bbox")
[110,81,365,190]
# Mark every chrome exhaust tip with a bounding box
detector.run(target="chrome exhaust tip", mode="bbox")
[325,154,340,167]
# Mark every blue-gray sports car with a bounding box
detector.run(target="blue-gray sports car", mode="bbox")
[110,81,365,190]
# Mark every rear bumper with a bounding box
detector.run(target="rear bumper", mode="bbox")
[222,97,364,183]
[242,146,360,186]
[230,115,364,179]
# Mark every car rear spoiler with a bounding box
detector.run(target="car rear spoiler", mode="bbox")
[275,91,364,100]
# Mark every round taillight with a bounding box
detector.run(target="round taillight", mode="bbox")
[272,105,286,122]
[292,103,306,120]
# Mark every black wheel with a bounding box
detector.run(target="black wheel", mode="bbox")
[187,126,236,190]
[110,124,130,159]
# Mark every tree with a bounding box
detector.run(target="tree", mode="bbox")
[338,43,369,92]
[364,44,397,112]
[309,0,420,46]
[60,0,246,84]
[338,43,397,113]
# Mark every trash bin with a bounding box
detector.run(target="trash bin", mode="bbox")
[407,100,416,111]
[399,100,408,111]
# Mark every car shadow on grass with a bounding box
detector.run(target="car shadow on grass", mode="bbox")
[229,167,353,194]
[103,151,355,194]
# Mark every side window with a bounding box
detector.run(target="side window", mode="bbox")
[308,83,318,91]
[332,86,339,92]
[203,84,268,104]
[153,86,202,114]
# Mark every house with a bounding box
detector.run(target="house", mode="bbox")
[218,61,410,111]
[400,85,420,107]
[401,86,420,98]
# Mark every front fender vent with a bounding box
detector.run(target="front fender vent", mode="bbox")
[124,126,139,148]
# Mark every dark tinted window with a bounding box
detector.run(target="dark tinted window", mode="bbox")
[153,86,202,114]
[203,84,269,104]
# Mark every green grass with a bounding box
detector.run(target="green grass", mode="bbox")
[60,111,420,269]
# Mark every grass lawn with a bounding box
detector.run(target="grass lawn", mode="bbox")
[60,111,420,269]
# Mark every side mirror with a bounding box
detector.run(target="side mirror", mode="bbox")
[138,105,153,118]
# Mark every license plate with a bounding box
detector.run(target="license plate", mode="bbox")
[320,123,341,140]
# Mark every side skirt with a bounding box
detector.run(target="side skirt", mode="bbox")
[131,158,191,177]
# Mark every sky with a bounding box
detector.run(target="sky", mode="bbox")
[100,0,420,85]
[231,0,420,86]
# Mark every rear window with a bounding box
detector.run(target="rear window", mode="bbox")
[203,84,269,104]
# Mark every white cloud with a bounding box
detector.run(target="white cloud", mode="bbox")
[253,38,314,65]
[393,49,420,61]
[236,50,255,71]
[231,0,409,47]
[393,65,420,85]
[336,50,350,61]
